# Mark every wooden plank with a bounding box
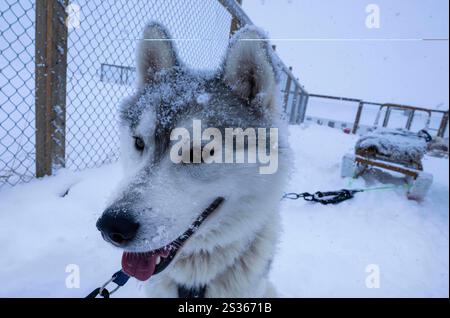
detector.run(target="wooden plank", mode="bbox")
[35,0,68,177]
[355,156,419,178]
[356,148,423,170]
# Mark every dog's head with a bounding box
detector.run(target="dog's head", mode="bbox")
[96,23,287,281]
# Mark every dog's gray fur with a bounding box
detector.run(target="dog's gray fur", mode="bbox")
[103,22,290,297]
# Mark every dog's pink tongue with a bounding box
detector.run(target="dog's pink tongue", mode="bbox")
[121,252,157,281]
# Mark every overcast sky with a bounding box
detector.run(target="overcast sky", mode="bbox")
[242,0,449,109]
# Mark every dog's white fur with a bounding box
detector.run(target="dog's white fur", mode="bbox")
[112,23,289,298]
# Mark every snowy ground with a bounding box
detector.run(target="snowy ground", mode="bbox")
[0,124,448,298]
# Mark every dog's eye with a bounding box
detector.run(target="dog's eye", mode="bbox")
[134,137,145,152]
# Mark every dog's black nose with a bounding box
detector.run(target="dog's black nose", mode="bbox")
[96,211,139,246]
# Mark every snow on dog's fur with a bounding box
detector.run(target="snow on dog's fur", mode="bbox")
[96,22,290,297]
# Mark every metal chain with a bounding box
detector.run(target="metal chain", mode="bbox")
[283,189,364,205]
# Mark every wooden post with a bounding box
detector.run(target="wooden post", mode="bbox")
[437,111,449,138]
[35,0,68,177]
[352,101,364,134]
[229,0,243,36]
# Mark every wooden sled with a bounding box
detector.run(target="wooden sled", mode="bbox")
[341,130,433,201]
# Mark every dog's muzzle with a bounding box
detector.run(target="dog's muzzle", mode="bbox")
[96,197,225,281]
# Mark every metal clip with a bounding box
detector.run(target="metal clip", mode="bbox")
[86,270,130,298]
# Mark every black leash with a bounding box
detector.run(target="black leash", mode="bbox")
[283,189,364,205]
[86,270,206,298]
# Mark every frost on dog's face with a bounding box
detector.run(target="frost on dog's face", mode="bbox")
[100,23,284,254]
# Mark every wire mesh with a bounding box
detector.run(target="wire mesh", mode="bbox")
[0,0,35,186]
[65,0,233,171]
[0,0,307,188]
[0,0,233,187]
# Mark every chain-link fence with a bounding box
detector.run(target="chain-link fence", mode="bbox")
[0,0,35,186]
[65,0,233,171]
[0,0,309,188]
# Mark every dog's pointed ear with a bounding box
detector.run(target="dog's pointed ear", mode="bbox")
[137,22,178,86]
[222,27,277,113]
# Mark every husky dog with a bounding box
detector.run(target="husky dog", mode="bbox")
[96,22,289,297]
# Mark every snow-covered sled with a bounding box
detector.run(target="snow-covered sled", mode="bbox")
[341,129,433,201]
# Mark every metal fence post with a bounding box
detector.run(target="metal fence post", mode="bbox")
[295,93,308,124]
[289,86,299,123]
[352,101,364,134]
[283,67,293,112]
[229,0,243,36]
[35,0,68,177]
[382,106,392,128]
[405,110,415,130]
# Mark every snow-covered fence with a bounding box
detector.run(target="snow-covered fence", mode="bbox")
[0,0,307,188]
[305,94,449,138]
